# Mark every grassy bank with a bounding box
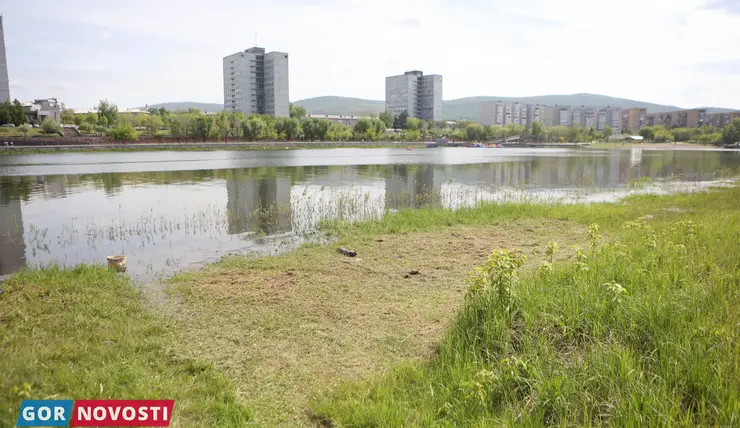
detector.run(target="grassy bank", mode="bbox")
[2,187,739,426]
[0,266,253,426]
[312,188,740,426]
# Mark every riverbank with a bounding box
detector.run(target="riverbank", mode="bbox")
[0,141,431,154]
[587,141,727,150]
[1,187,739,426]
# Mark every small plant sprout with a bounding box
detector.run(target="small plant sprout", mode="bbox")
[545,241,558,263]
[587,223,603,250]
[603,280,627,304]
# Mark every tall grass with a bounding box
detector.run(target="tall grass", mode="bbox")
[312,188,740,426]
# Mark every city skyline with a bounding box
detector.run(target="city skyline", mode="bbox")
[1,0,739,110]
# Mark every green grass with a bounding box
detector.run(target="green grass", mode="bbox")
[0,265,253,427]
[2,187,739,427]
[311,188,740,426]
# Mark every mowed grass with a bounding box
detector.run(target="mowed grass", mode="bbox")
[0,266,253,427]
[166,219,581,426]
[311,188,740,426]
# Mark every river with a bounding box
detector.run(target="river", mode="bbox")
[1,147,738,280]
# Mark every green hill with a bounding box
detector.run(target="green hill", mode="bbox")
[145,95,736,120]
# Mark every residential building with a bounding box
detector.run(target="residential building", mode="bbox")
[385,70,442,121]
[557,107,571,126]
[584,108,597,129]
[0,16,9,103]
[621,108,647,134]
[527,104,545,128]
[646,109,707,128]
[223,47,289,117]
[22,98,63,123]
[707,111,740,128]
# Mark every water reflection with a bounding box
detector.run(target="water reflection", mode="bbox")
[0,148,737,280]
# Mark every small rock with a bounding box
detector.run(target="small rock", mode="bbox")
[409,270,420,275]
[403,274,410,279]
[375,239,384,242]
[337,247,357,257]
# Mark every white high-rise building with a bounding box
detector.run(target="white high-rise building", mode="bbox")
[0,16,10,103]
[223,47,289,117]
[385,70,442,121]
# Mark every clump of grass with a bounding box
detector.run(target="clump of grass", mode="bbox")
[0,265,252,427]
[311,189,740,426]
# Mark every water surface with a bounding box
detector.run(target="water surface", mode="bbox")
[1,147,738,281]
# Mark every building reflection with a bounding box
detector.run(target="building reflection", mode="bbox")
[0,198,26,275]
[384,165,445,209]
[225,171,292,234]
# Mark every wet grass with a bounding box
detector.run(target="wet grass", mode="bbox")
[0,265,253,427]
[310,187,740,426]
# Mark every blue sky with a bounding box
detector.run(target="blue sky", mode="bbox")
[3,0,739,109]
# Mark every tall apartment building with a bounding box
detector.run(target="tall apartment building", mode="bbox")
[621,108,647,134]
[707,111,740,128]
[0,16,10,103]
[223,47,289,117]
[527,104,545,128]
[646,109,707,128]
[385,70,442,121]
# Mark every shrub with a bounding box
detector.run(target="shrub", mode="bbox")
[108,123,140,141]
[41,118,61,135]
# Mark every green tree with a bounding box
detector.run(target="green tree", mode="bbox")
[354,117,385,141]
[275,117,301,140]
[567,126,582,143]
[393,110,408,129]
[379,110,394,128]
[722,118,740,145]
[465,122,486,141]
[169,115,192,141]
[0,101,12,125]
[74,115,83,126]
[242,116,268,141]
[302,118,331,140]
[61,108,76,124]
[405,117,421,131]
[11,100,26,125]
[192,116,216,141]
[41,118,61,135]
[143,114,164,135]
[97,100,119,126]
[672,127,696,142]
[326,123,352,141]
[289,104,306,119]
[531,121,544,142]
[602,126,613,142]
[639,126,656,140]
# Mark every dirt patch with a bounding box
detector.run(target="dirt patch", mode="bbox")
[163,219,582,426]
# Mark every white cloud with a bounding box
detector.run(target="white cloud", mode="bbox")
[9,0,740,109]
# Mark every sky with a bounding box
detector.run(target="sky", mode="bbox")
[2,0,740,110]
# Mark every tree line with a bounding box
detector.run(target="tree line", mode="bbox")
[55,100,740,145]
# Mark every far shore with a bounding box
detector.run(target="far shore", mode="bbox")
[0,140,734,154]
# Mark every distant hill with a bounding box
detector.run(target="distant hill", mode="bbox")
[293,96,385,117]
[144,96,737,120]
[292,94,689,120]
[144,102,224,113]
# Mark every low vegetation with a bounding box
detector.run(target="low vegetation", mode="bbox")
[312,188,740,426]
[0,266,253,427]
